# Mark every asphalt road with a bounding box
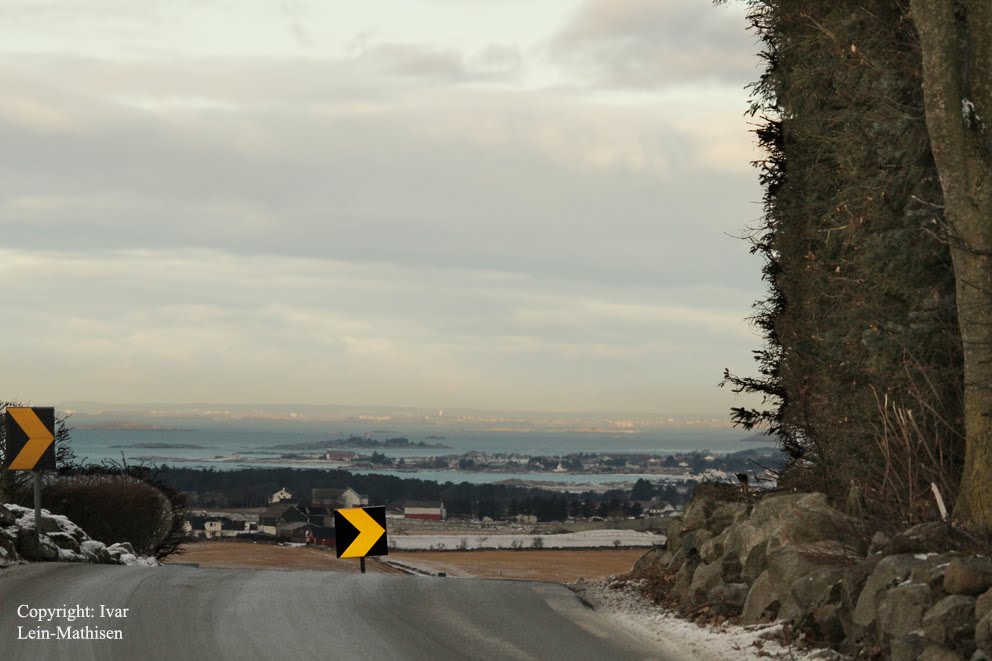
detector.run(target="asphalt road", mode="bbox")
[0,564,666,660]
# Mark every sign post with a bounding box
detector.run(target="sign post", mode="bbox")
[334,506,388,573]
[3,407,56,541]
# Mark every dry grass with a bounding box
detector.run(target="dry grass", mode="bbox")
[388,549,645,583]
[167,542,644,583]
[166,541,403,574]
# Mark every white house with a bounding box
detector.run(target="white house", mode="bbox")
[271,487,293,504]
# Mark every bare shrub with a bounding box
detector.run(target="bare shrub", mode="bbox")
[46,464,188,559]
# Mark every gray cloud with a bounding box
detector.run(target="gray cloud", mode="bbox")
[550,0,757,89]
[0,46,765,413]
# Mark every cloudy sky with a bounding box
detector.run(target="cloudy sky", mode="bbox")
[1,0,765,415]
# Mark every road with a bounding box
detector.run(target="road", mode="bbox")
[0,564,667,660]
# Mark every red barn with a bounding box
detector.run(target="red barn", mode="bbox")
[404,500,446,521]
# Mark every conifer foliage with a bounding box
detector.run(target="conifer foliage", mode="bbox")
[723,0,968,525]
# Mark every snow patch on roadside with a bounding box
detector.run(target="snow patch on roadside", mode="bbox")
[571,577,848,661]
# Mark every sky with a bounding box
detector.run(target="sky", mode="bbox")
[1,0,767,416]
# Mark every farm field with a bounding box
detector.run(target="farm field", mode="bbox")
[166,542,643,583]
[167,541,402,573]
[386,549,645,582]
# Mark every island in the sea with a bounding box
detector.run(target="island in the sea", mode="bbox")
[266,436,450,451]
[110,443,206,449]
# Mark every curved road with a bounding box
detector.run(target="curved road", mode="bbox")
[0,564,665,660]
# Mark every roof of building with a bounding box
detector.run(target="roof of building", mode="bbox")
[277,521,316,532]
[404,500,443,509]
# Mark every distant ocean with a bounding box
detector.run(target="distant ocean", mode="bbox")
[68,422,758,486]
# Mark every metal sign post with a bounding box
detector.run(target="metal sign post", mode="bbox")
[33,471,42,542]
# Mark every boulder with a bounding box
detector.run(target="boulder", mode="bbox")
[699,530,727,564]
[0,505,18,526]
[80,540,113,564]
[919,645,964,661]
[976,588,992,622]
[878,583,931,639]
[809,602,848,647]
[765,493,864,556]
[945,558,992,596]
[743,540,769,584]
[688,561,724,606]
[46,532,81,553]
[891,634,929,661]
[923,595,977,656]
[709,583,749,610]
[854,554,930,627]
[977,611,992,653]
[791,567,848,611]
[742,571,782,624]
[633,546,670,572]
[766,541,854,617]
[886,522,962,555]
[665,517,685,551]
[680,530,713,559]
[707,502,749,536]
[749,492,812,525]
[17,533,60,561]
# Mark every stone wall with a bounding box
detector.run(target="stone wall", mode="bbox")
[635,485,992,660]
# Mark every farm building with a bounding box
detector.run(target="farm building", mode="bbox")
[258,503,308,536]
[404,500,446,521]
[311,487,368,509]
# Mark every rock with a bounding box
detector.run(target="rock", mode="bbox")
[791,567,848,611]
[80,540,113,564]
[887,522,962,555]
[36,516,62,534]
[749,492,812,524]
[742,571,782,624]
[923,595,977,656]
[687,561,724,606]
[972,649,992,661]
[978,589,992,623]
[978,611,992,653]
[810,602,849,647]
[0,505,18,526]
[920,645,964,661]
[766,541,853,618]
[743,540,769,583]
[945,558,992,596]
[891,634,929,661]
[665,516,685,551]
[46,532,80,553]
[699,530,727,564]
[869,531,890,554]
[709,582,748,610]
[721,556,743,583]
[114,542,136,555]
[765,493,865,556]
[707,502,749,536]
[681,530,713,559]
[878,583,931,639]
[854,554,930,627]
[17,533,60,561]
[633,546,670,572]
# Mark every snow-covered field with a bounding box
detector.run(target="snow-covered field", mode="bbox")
[390,529,664,550]
[572,577,846,661]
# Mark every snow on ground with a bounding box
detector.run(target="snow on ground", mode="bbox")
[571,577,848,661]
[390,529,663,551]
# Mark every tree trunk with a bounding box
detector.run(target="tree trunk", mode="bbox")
[912,0,992,527]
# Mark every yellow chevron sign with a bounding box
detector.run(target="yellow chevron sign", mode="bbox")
[4,407,56,471]
[335,506,388,559]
